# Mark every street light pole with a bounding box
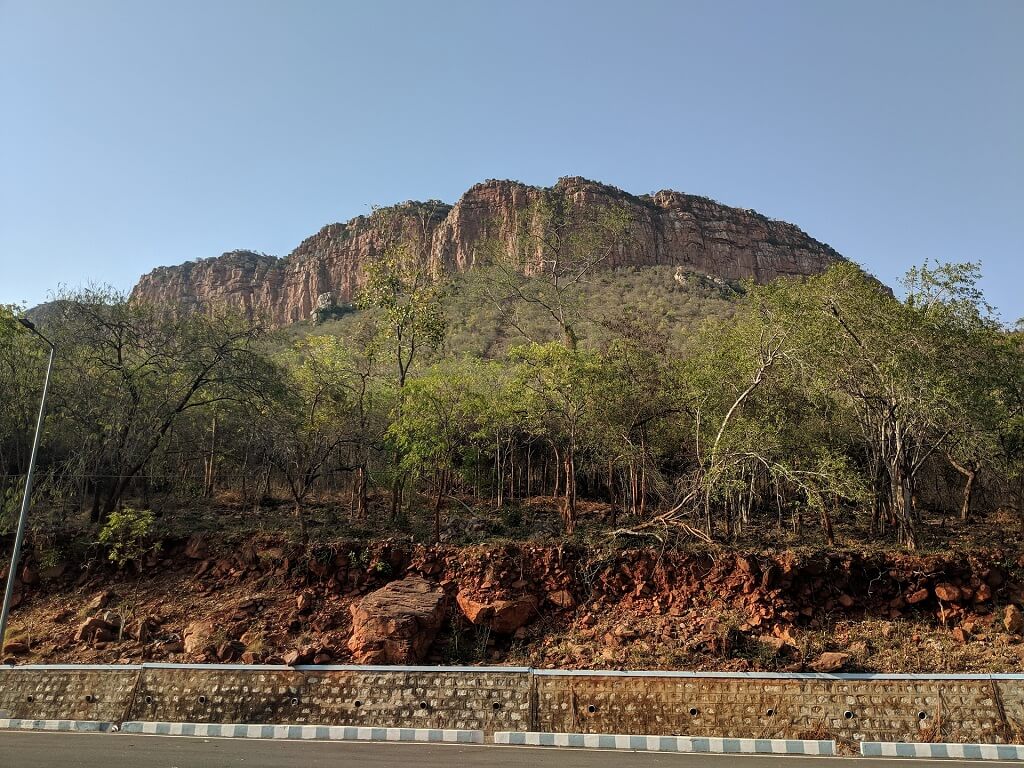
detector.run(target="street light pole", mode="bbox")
[0,319,55,657]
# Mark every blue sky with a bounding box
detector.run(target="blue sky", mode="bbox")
[1,0,1021,322]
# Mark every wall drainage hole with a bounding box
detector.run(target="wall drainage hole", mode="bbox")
[492,702,502,711]
[844,711,855,720]
[354,700,363,708]
[765,708,776,717]
[587,705,598,714]
[144,696,153,705]
[419,701,429,710]
[84,695,95,703]
[290,698,299,707]
[689,708,699,716]
[918,711,928,720]
[26,695,33,703]
[198,696,207,705]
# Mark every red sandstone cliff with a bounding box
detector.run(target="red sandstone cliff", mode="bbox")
[131,177,844,325]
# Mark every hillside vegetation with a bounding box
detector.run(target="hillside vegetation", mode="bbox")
[2,254,1021,558]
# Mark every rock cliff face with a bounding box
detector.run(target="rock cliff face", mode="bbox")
[131,177,844,325]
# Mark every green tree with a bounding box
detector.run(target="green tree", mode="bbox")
[46,287,268,521]
[511,342,602,534]
[254,335,365,542]
[357,209,447,519]
[0,306,47,527]
[390,358,494,540]
[478,188,633,349]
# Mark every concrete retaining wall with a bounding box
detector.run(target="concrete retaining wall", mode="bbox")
[0,665,139,722]
[534,671,1023,743]
[126,664,530,734]
[1,664,1023,744]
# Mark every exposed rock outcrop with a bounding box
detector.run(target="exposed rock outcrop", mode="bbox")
[131,177,844,326]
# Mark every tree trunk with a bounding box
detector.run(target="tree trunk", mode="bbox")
[562,449,576,535]
[203,415,218,498]
[294,500,308,545]
[433,469,447,543]
[353,463,368,521]
[820,502,835,546]
[947,455,977,522]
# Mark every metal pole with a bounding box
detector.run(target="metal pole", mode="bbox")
[0,340,54,655]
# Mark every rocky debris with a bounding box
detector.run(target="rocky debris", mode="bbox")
[130,177,844,327]
[347,577,446,664]
[1005,605,1024,635]
[809,651,852,673]
[86,590,116,613]
[7,537,1024,671]
[21,564,39,586]
[184,534,209,560]
[40,563,67,581]
[129,616,160,643]
[76,616,117,645]
[282,644,332,666]
[547,589,575,609]
[456,592,538,634]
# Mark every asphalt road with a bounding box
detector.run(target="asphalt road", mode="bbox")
[0,731,1020,767]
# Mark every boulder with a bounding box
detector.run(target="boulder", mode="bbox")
[283,646,316,666]
[184,534,209,560]
[347,577,446,664]
[934,583,962,603]
[130,616,158,643]
[906,588,929,605]
[809,651,851,672]
[183,620,217,656]
[2,639,28,655]
[86,590,116,613]
[456,592,537,634]
[1004,604,1024,635]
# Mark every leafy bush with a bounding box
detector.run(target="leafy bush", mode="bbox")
[98,507,157,568]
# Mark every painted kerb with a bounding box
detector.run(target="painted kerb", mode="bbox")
[494,731,835,754]
[122,721,482,742]
[861,741,1024,760]
[0,718,115,732]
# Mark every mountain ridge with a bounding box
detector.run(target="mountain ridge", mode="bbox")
[130,176,846,326]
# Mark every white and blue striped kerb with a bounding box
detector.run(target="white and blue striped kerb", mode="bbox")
[493,732,834,754]
[861,742,1024,761]
[0,718,114,733]
[120,722,482,743]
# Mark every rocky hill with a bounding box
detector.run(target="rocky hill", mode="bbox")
[131,177,845,326]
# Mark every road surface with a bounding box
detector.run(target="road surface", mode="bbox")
[0,731,1019,767]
